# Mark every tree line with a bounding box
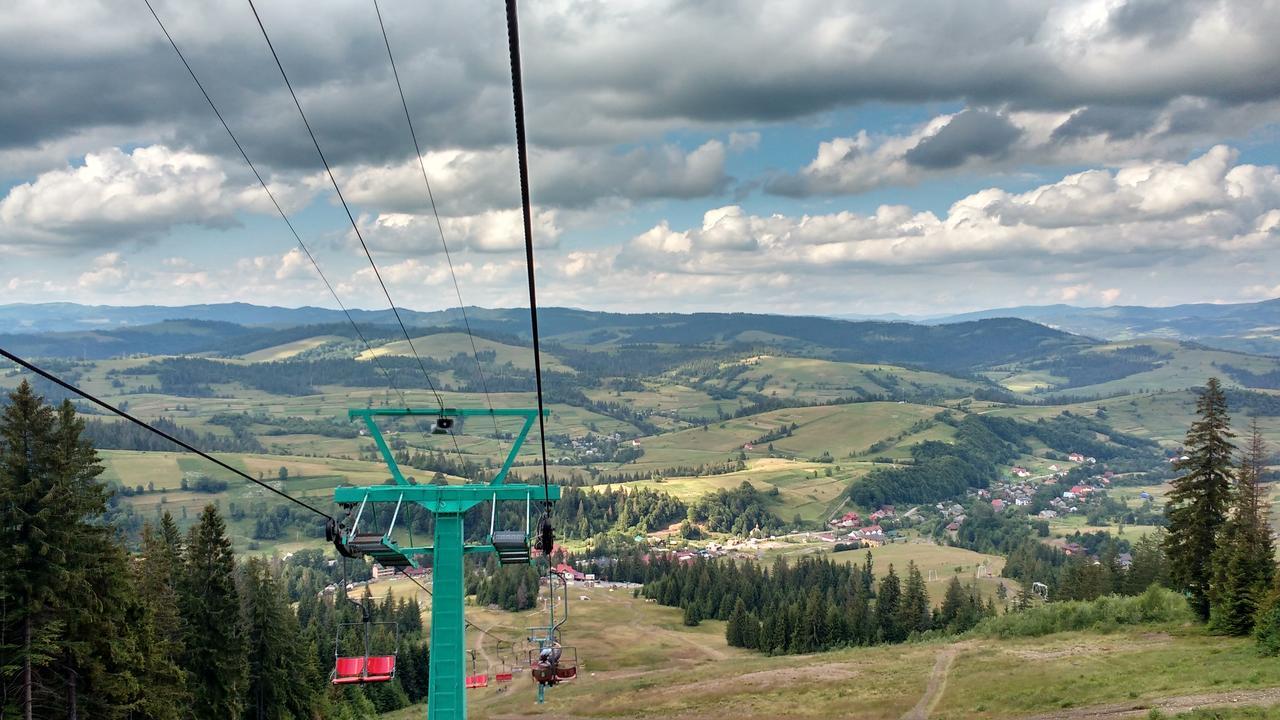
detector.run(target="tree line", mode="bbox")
[641,554,994,655]
[1163,378,1279,651]
[0,381,427,718]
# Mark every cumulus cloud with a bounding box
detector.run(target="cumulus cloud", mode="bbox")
[339,140,729,216]
[903,110,1023,169]
[629,147,1280,275]
[0,145,308,252]
[77,252,132,292]
[360,207,562,255]
[18,148,1279,315]
[769,98,1280,196]
[6,0,1280,178]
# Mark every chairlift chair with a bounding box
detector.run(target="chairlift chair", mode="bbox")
[465,650,489,689]
[528,569,578,689]
[333,492,418,569]
[332,598,400,685]
[489,494,533,565]
[528,644,578,686]
[494,639,522,682]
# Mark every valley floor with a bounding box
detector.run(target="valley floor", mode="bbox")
[379,585,1280,720]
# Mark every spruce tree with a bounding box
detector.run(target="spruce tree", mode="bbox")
[0,386,145,718]
[52,400,145,718]
[939,576,967,629]
[0,381,62,719]
[134,518,189,719]
[180,505,247,718]
[726,598,748,647]
[1209,420,1276,635]
[899,561,932,636]
[876,564,903,643]
[240,557,316,719]
[1166,378,1235,621]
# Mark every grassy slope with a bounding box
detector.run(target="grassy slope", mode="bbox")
[988,340,1280,398]
[240,335,347,362]
[375,584,1280,720]
[355,331,573,373]
[708,355,982,402]
[633,402,941,467]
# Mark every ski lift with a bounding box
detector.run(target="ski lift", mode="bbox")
[528,570,577,689]
[465,650,489,689]
[332,597,400,685]
[494,640,517,682]
[489,494,532,565]
[1032,581,1050,600]
[430,416,455,435]
[332,493,418,569]
[529,643,578,685]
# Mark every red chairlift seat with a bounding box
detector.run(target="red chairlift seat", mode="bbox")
[365,655,396,682]
[333,657,366,685]
[332,655,397,685]
[496,671,514,683]
[465,674,489,689]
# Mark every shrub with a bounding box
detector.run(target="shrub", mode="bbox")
[1255,592,1280,657]
[971,585,1191,639]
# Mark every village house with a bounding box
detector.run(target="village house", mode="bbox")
[554,562,587,581]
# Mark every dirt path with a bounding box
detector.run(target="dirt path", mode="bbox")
[1019,687,1280,720]
[901,646,959,720]
[472,621,496,672]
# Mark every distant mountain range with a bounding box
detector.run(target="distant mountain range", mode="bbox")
[1,297,1277,361]
[929,298,1280,355]
[0,303,1087,374]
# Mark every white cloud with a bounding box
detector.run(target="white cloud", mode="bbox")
[0,145,310,253]
[76,252,131,291]
[360,207,562,255]
[339,140,729,216]
[621,146,1280,276]
[770,100,1280,196]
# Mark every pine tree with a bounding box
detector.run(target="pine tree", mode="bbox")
[0,386,149,718]
[899,561,932,636]
[1123,531,1169,595]
[52,400,145,718]
[939,576,966,629]
[682,601,701,627]
[240,557,317,719]
[726,598,748,647]
[0,381,63,719]
[1166,378,1235,621]
[180,505,247,718]
[876,564,903,643]
[133,518,189,719]
[1209,420,1276,635]
[741,611,760,650]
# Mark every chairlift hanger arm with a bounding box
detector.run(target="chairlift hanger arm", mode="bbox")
[349,407,545,487]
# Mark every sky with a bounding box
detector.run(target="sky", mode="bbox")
[2,0,1280,317]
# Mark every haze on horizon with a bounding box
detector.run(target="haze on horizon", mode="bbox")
[2,0,1280,318]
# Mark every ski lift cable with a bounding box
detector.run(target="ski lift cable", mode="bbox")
[396,568,508,645]
[0,348,334,521]
[371,0,504,450]
[502,0,552,509]
[142,0,410,411]
[246,0,446,414]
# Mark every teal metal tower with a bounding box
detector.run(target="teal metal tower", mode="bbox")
[334,407,560,720]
